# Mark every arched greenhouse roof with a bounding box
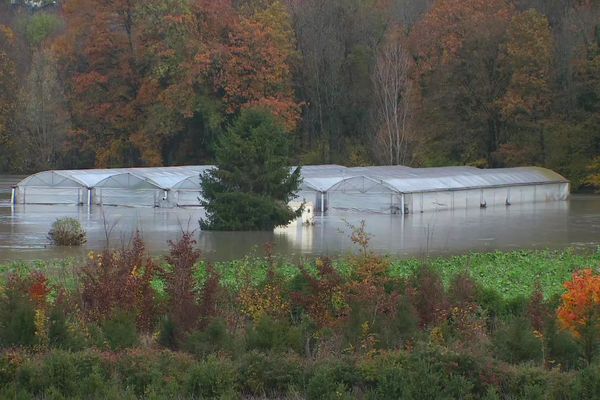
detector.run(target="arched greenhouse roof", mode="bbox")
[297,164,353,192]
[17,169,123,188]
[126,166,211,190]
[94,172,162,190]
[327,175,397,194]
[354,166,568,194]
[18,164,568,196]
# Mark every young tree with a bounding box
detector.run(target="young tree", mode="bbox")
[558,269,600,363]
[200,107,302,231]
[17,49,70,171]
[0,25,18,171]
[372,26,415,165]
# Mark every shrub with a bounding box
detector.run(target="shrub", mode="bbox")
[102,312,138,351]
[43,351,78,397]
[80,232,159,332]
[366,346,476,399]
[492,317,543,364]
[160,233,202,346]
[246,316,304,354]
[306,360,359,400]
[570,363,600,398]
[48,217,87,246]
[238,351,303,396]
[0,288,36,348]
[449,272,479,306]
[184,318,236,358]
[496,365,553,399]
[186,355,238,399]
[115,350,194,397]
[545,317,582,370]
[290,257,346,331]
[410,265,448,328]
[47,305,81,350]
[157,316,177,350]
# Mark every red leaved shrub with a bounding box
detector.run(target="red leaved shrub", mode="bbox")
[161,233,202,337]
[409,265,449,328]
[79,231,158,332]
[291,257,346,329]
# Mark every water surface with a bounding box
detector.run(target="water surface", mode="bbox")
[1,175,599,262]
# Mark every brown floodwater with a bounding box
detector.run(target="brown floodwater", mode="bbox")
[1,175,600,262]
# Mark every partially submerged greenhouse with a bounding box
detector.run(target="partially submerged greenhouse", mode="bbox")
[14,166,211,208]
[14,164,569,213]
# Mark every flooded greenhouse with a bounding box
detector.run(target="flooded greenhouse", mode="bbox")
[13,165,569,214]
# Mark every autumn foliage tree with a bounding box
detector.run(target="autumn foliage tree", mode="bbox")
[410,0,515,166]
[557,269,600,363]
[496,9,554,165]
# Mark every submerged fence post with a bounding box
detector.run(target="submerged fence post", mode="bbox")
[401,194,405,215]
[10,186,16,206]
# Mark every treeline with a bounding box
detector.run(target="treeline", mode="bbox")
[0,0,599,188]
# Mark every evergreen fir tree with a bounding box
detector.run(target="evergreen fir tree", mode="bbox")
[200,108,302,231]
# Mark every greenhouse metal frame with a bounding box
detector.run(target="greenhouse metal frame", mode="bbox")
[14,164,569,213]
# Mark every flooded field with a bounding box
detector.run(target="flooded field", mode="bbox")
[1,175,600,262]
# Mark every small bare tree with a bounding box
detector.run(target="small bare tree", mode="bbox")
[17,49,69,171]
[372,27,415,166]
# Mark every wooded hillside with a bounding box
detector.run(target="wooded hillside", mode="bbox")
[0,0,598,189]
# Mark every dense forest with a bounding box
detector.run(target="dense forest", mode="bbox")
[0,0,598,188]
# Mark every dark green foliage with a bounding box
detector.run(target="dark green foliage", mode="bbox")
[545,317,582,370]
[43,351,78,397]
[570,363,600,399]
[306,360,359,400]
[157,316,177,350]
[47,304,87,351]
[246,316,304,354]
[0,288,36,347]
[366,346,476,400]
[185,356,237,399]
[21,13,64,47]
[492,317,543,364]
[238,351,303,396]
[184,319,235,358]
[101,312,138,351]
[200,108,302,231]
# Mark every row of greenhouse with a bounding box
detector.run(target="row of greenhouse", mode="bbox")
[13,165,569,214]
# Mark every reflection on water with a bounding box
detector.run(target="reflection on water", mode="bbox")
[1,175,600,262]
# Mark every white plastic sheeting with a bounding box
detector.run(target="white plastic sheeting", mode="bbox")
[15,166,212,207]
[297,165,569,214]
[16,164,569,212]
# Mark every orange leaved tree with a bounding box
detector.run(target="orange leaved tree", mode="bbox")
[557,269,600,363]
